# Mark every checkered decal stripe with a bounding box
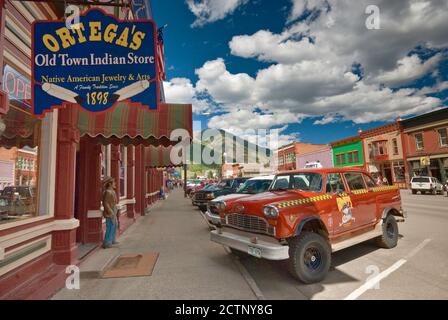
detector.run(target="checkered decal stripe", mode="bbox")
[273,185,399,209]
[371,185,399,192]
[352,189,369,195]
[275,194,332,209]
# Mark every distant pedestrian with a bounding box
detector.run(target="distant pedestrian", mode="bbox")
[160,186,166,199]
[102,176,119,249]
[376,175,383,185]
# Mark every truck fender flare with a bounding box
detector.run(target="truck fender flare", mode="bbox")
[382,207,405,220]
[294,216,329,238]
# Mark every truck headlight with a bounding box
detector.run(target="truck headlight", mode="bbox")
[263,205,279,218]
[206,193,215,199]
[215,201,226,211]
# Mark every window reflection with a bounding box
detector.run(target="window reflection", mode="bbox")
[0,106,40,224]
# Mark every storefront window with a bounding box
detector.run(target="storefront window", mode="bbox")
[278,156,284,166]
[370,141,388,156]
[119,146,127,198]
[0,106,40,225]
[285,152,295,164]
[415,133,424,150]
[336,153,346,165]
[393,161,405,182]
[438,128,447,147]
[100,145,109,180]
[392,138,399,155]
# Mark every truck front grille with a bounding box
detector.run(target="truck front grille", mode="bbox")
[195,193,204,200]
[225,213,274,235]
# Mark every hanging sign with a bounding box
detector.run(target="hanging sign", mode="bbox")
[32,8,159,116]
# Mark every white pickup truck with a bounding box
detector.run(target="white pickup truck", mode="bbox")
[411,176,444,195]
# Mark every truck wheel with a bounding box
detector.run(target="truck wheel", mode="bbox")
[411,189,417,195]
[376,214,399,249]
[287,232,331,284]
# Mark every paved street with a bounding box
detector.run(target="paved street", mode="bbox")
[235,190,448,300]
[53,189,448,300]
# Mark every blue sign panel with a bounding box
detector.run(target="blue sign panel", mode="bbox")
[32,8,158,116]
[131,0,153,19]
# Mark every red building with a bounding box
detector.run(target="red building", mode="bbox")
[399,108,448,185]
[360,123,406,188]
[0,1,192,299]
[276,142,327,172]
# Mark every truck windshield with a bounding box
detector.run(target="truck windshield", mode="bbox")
[236,179,272,194]
[270,173,323,192]
[412,177,430,183]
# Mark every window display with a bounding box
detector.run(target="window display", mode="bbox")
[0,106,40,225]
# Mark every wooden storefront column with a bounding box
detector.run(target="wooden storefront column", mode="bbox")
[77,137,102,243]
[144,167,149,207]
[126,146,136,218]
[0,0,5,83]
[151,168,155,203]
[53,106,80,265]
[0,0,8,116]
[134,145,146,216]
[110,145,121,225]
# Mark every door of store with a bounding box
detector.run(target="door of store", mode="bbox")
[383,163,393,185]
[74,146,99,259]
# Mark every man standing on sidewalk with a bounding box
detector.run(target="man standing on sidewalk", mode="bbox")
[102,176,119,249]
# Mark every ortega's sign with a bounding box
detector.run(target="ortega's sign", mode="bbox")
[32,8,158,116]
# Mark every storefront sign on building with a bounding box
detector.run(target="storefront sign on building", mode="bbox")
[420,156,430,166]
[32,8,159,116]
[2,65,31,109]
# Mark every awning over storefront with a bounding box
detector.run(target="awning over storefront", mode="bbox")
[77,103,192,146]
[0,106,40,149]
[145,145,186,168]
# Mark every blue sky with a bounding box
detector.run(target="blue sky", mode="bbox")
[151,0,448,146]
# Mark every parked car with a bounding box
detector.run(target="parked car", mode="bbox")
[205,175,275,226]
[443,179,448,197]
[410,176,444,195]
[186,180,203,197]
[192,177,249,211]
[0,186,36,217]
[188,181,210,199]
[211,168,405,283]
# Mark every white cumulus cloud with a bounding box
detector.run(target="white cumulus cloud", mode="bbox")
[187,0,248,27]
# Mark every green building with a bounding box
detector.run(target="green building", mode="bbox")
[331,136,365,168]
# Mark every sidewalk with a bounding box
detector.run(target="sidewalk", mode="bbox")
[52,189,257,300]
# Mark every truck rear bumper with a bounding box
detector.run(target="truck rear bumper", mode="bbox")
[210,228,289,260]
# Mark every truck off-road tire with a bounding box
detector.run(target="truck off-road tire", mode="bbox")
[376,214,399,249]
[287,232,331,284]
[411,189,417,194]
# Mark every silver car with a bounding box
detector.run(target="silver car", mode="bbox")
[205,175,274,227]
